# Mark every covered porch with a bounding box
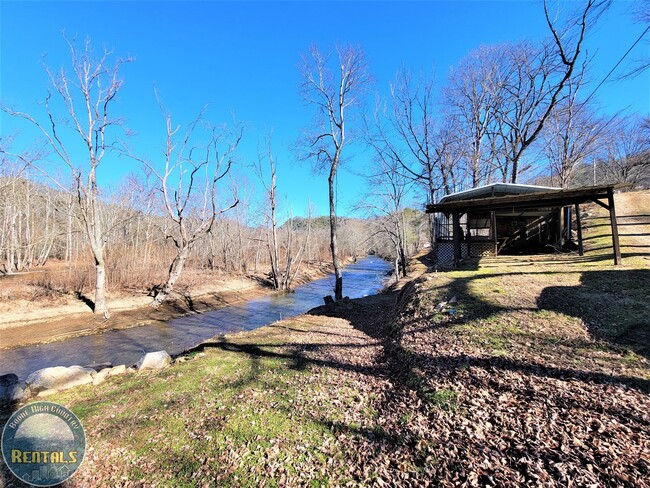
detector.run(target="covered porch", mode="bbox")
[426,184,625,267]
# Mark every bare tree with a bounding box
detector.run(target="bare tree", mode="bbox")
[255,136,311,291]
[487,0,611,183]
[387,69,440,204]
[299,44,370,300]
[361,142,413,278]
[2,36,132,317]
[445,45,502,188]
[127,103,242,307]
[601,115,650,187]
[541,67,611,188]
[363,70,444,248]
[255,136,282,289]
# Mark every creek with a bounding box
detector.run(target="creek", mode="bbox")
[0,256,392,380]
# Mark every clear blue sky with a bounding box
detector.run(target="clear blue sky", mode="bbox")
[1,1,648,218]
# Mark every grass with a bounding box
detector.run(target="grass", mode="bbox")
[38,320,366,486]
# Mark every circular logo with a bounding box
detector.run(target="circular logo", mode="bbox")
[1,401,85,487]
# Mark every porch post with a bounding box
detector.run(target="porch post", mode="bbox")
[607,189,622,265]
[574,203,584,256]
[491,211,498,255]
[466,213,472,258]
[453,211,461,268]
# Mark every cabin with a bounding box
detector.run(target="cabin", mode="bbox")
[426,183,624,267]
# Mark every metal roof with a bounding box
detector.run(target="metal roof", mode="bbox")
[438,183,560,204]
[427,184,627,214]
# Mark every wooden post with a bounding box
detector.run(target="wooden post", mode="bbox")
[453,211,461,268]
[607,189,622,265]
[574,203,584,256]
[491,211,498,256]
[466,213,472,258]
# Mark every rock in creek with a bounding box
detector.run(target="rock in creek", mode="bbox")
[137,351,172,371]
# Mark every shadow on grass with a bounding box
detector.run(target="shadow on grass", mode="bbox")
[538,269,650,359]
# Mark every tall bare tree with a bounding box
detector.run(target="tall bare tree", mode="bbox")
[541,67,610,188]
[445,45,502,188]
[361,141,413,278]
[127,103,242,307]
[387,69,439,204]
[299,44,370,300]
[487,0,611,183]
[363,70,443,247]
[2,36,132,317]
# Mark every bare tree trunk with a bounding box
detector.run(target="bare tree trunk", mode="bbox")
[94,255,108,315]
[152,245,190,307]
[329,169,343,300]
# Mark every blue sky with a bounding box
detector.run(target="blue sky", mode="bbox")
[1,0,648,219]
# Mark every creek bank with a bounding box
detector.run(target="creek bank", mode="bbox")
[0,256,391,385]
[0,350,178,404]
[0,260,345,350]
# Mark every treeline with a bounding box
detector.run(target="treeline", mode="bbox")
[0,163,428,291]
[363,34,650,206]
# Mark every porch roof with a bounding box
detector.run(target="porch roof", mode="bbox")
[426,184,627,214]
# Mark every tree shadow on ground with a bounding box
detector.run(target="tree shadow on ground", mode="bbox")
[538,269,650,360]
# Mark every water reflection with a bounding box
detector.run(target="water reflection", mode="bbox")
[0,256,391,380]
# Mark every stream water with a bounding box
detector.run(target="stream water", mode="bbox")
[0,256,392,381]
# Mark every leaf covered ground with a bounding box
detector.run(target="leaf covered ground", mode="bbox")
[1,192,648,487]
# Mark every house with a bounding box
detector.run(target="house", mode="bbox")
[426,183,624,267]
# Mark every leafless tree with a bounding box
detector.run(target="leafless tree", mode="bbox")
[488,0,611,183]
[299,44,370,300]
[384,69,441,205]
[541,68,611,188]
[255,136,311,291]
[255,136,282,289]
[360,144,413,278]
[126,102,242,307]
[445,45,502,188]
[600,115,650,187]
[2,36,132,317]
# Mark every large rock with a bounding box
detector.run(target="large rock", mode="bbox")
[84,362,113,372]
[137,351,172,371]
[25,365,96,394]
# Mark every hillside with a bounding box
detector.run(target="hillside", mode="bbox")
[1,191,648,487]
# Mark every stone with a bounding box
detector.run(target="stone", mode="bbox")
[37,389,59,397]
[11,384,29,402]
[137,351,172,371]
[93,369,110,386]
[84,362,113,372]
[107,365,127,377]
[435,301,448,312]
[25,365,96,394]
[449,296,458,304]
